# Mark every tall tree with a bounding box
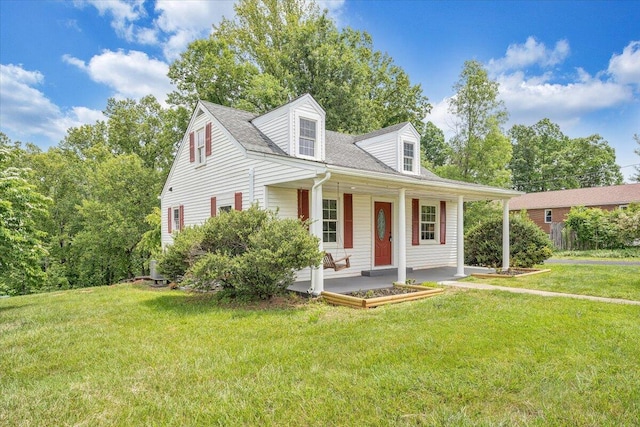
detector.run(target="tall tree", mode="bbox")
[564,135,623,188]
[509,119,572,192]
[421,121,450,167]
[0,137,51,295]
[443,60,511,186]
[167,0,430,134]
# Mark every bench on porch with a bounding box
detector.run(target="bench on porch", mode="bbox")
[323,252,352,271]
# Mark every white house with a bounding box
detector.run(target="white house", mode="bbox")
[161,94,520,294]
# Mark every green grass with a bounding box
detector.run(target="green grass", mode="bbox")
[464,264,640,301]
[553,247,640,261]
[2,282,640,426]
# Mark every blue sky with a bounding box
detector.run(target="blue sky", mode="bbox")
[1,0,639,181]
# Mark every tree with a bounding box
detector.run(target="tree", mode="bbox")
[510,120,622,191]
[0,138,51,295]
[444,60,511,186]
[633,134,640,182]
[564,135,622,188]
[167,0,430,134]
[420,121,450,167]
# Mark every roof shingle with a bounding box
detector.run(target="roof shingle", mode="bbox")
[509,184,640,210]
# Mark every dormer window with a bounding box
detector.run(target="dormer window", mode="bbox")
[403,142,414,172]
[299,118,316,157]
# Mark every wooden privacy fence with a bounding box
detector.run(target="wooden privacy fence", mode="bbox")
[550,222,589,250]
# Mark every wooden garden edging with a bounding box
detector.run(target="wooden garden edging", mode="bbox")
[321,284,444,309]
[471,268,551,279]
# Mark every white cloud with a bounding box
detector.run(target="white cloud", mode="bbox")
[425,98,456,139]
[0,64,105,145]
[497,69,633,128]
[608,41,640,86]
[74,0,146,41]
[63,50,173,103]
[488,37,570,73]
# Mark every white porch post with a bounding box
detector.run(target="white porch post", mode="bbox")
[455,195,465,277]
[310,173,330,295]
[397,188,406,284]
[503,199,510,270]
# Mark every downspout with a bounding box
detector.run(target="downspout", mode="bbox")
[308,171,331,295]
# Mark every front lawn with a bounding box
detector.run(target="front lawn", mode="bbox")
[553,247,640,261]
[2,284,639,426]
[463,264,640,301]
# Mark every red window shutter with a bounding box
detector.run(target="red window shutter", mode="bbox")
[412,199,419,245]
[234,192,242,211]
[344,193,353,249]
[167,207,172,234]
[179,205,185,231]
[205,123,212,156]
[297,189,309,221]
[210,197,217,217]
[440,201,446,245]
[189,132,195,163]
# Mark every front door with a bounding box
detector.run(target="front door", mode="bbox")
[374,202,392,266]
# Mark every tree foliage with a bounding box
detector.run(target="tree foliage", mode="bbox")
[167,0,430,134]
[441,60,511,187]
[159,206,322,299]
[465,213,553,268]
[0,140,51,295]
[564,204,640,250]
[420,121,450,167]
[509,120,622,191]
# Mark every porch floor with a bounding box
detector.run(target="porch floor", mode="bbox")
[288,266,494,295]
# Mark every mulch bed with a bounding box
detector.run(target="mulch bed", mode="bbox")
[347,287,421,298]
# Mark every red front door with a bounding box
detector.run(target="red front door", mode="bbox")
[374,202,392,266]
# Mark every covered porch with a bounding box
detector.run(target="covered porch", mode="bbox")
[288,266,493,295]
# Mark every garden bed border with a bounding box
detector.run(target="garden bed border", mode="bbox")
[471,268,551,279]
[321,283,444,309]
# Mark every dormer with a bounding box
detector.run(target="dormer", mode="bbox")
[251,94,326,162]
[354,122,421,175]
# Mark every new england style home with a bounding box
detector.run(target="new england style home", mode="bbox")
[161,94,520,294]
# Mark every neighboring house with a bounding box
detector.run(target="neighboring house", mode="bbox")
[509,183,640,234]
[161,94,520,294]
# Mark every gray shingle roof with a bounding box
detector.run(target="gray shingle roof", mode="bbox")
[199,100,513,192]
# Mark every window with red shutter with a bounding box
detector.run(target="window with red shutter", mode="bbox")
[343,193,353,248]
[297,189,309,221]
[412,199,419,245]
[440,201,446,244]
[205,123,212,156]
[210,197,217,217]
[189,132,195,163]
[234,192,242,211]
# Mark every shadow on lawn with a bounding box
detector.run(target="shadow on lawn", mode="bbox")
[142,291,307,316]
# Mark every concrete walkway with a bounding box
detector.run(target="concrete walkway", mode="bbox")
[545,258,640,266]
[437,280,640,306]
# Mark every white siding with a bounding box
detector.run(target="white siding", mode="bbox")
[252,109,290,154]
[161,113,317,247]
[355,133,398,170]
[405,198,458,269]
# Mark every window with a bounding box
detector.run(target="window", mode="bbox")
[544,209,552,223]
[403,142,414,172]
[322,199,337,243]
[173,208,180,232]
[420,205,436,241]
[299,118,316,157]
[196,128,205,165]
[219,205,232,214]
[620,204,629,210]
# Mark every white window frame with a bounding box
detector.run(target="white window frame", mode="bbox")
[298,117,316,158]
[544,209,552,223]
[173,207,180,232]
[196,127,205,165]
[322,198,338,243]
[403,141,414,172]
[420,203,438,242]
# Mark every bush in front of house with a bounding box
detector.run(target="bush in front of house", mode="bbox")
[158,205,322,299]
[465,213,553,268]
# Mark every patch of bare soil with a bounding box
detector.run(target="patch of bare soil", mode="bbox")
[495,268,540,276]
[347,287,421,299]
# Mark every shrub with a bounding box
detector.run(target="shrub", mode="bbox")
[158,205,322,299]
[465,213,553,268]
[564,204,640,249]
